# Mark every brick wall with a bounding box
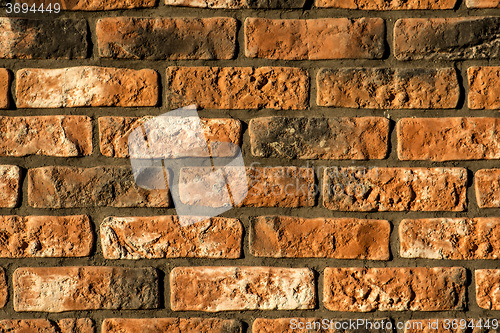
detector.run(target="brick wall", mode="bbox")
[0,0,499,332]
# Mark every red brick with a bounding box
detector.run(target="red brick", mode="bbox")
[28,166,170,208]
[0,69,10,109]
[249,117,389,159]
[476,269,500,310]
[468,66,500,110]
[245,18,384,60]
[398,117,500,161]
[317,67,459,109]
[0,116,92,157]
[323,167,467,212]
[13,266,158,312]
[324,267,466,312]
[16,67,158,108]
[0,165,20,208]
[475,169,500,208]
[0,215,92,258]
[25,0,156,10]
[101,216,242,259]
[171,266,315,311]
[316,0,457,9]
[400,218,500,260]
[466,0,500,7]
[179,167,315,208]
[166,67,309,110]
[99,116,242,158]
[253,318,392,332]
[0,319,94,333]
[102,318,241,333]
[165,0,306,8]
[97,17,236,60]
[250,216,390,260]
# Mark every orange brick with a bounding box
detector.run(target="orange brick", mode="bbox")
[466,0,500,7]
[475,169,500,208]
[476,270,500,309]
[103,318,241,333]
[24,0,156,10]
[0,69,10,109]
[0,166,20,208]
[316,0,457,9]
[0,319,94,333]
[468,66,500,110]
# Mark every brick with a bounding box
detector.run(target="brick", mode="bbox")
[16,67,158,108]
[395,18,500,60]
[400,218,500,260]
[253,318,391,333]
[0,165,20,208]
[398,118,500,161]
[0,268,6,308]
[99,116,242,158]
[0,319,94,333]
[323,167,467,212]
[317,67,459,109]
[250,216,390,260]
[468,66,500,110]
[25,0,156,10]
[0,69,10,109]
[324,267,466,312]
[171,266,315,311]
[165,0,306,8]
[103,318,241,333]
[28,166,170,208]
[13,266,158,312]
[316,0,457,9]
[249,117,389,159]
[101,216,242,259]
[466,0,500,8]
[0,18,87,59]
[97,17,236,60]
[0,116,92,157]
[403,319,479,333]
[179,167,315,208]
[245,18,384,60]
[476,269,500,310]
[166,67,308,110]
[475,169,500,208]
[0,215,92,258]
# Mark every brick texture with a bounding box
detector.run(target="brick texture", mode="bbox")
[0,165,20,208]
[324,267,466,311]
[13,266,159,312]
[0,268,7,308]
[475,169,500,208]
[468,66,500,110]
[0,69,10,109]
[0,319,94,333]
[25,0,156,10]
[466,0,500,7]
[103,318,241,333]
[253,318,391,332]
[245,18,384,60]
[316,0,457,9]
[165,0,306,8]
[97,17,237,60]
[476,269,500,310]
[170,266,315,311]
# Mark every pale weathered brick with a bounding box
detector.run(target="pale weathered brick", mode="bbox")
[171,266,315,311]
[245,18,384,60]
[0,165,20,208]
[400,218,500,260]
[253,318,392,333]
[103,318,241,333]
[16,67,158,108]
[0,319,94,333]
[316,0,457,9]
[0,116,92,157]
[476,269,500,310]
[166,67,308,110]
[468,66,500,110]
[0,215,92,258]
[28,166,170,208]
[13,266,159,312]
[398,117,500,161]
[324,267,466,311]
[475,169,500,208]
[101,216,242,259]
[323,167,467,212]
[250,216,390,260]
[466,0,500,7]
[97,17,237,60]
[317,67,459,109]
[0,69,10,109]
[249,117,389,159]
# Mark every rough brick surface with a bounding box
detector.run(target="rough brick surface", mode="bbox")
[99,116,242,158]
[316,0,457,9]
[166,67,309,110]
[25,0,156,10]
[13,266,159,312]
[101,216,242,259]
[0,268,7,308]
[103,318,241,333]
[475,169,500,208]
[324,267,466,312]
[97,17,237,60]
[250,216,390,259]
[0,165,20,208]
[28,166,170,208]
[16,67,158,108]
[476,270,500,310]
[0,319,94,333]
[398,118,500,161]
[0,116,92,157]
[394,18,500,60]
[0,69,10,109]
[0,215,92,258]
[403,319,482,333]
[400,218,500,260]
[165,0,306,8]
[245,18,384,60]
[317,68,459,109]
[171,266,315,311]
[468,66,500,110]
[249,117,389,159]
[323,167,467,212]
[466,0,500,7]
[0,18,87,59]
[253,318,391,333]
